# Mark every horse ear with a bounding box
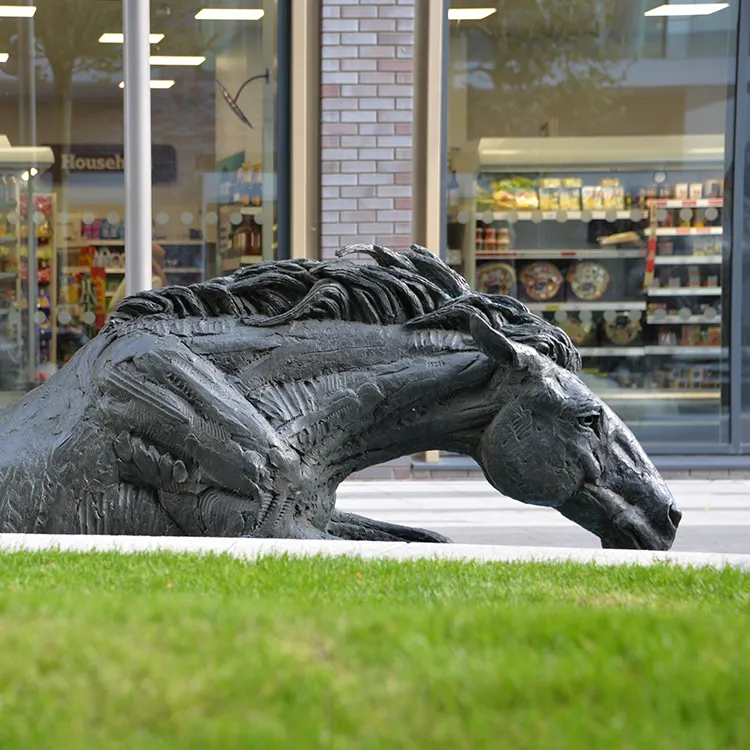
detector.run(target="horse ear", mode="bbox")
[469,315,531,370]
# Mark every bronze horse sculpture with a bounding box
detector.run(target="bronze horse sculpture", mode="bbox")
[0,244,681,549]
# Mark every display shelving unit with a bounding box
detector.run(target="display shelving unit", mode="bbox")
[0,137,56,392]
[447,135,728,441]
[54,214,213,366]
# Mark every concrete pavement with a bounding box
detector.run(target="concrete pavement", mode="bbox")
[336,479,750,554]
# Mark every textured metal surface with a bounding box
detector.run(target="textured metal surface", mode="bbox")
[0,245,681,549]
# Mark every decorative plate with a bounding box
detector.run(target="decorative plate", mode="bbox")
[520,262,563,301]
[476,262,516,296]
[567,262,610,301]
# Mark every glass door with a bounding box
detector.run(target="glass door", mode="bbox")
[0,139,56,404]
[148,0,282,280]
[0,0,288,408]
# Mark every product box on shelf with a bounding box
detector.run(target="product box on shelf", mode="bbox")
[476,261,515,296]
[557,313,597,347]
[546,309,644,349]
[512,259,633,305]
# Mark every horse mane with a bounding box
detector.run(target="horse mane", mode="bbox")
[109,244,581,372]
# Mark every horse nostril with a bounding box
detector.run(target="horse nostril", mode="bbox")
[668,503,683,529]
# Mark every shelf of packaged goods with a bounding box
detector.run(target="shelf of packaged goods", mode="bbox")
[644,346,725,356]
[526,301,647,312]
[475,249,646,260]
[594,390,721,401]
[647,315,720,325]
[489,210,639,222]
[647,287,722,297]
[221,255,263,272]
[578,347,644,357]
[64,239,206,248]
[654,227,722,237]
[652,255,722,265]
[648,199,723,209]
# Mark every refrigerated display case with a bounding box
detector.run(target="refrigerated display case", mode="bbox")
[0,136,55,401]
[448,135,729,445]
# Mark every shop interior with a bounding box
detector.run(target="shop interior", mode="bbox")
[0,0,279,399]
[445,0,737,447]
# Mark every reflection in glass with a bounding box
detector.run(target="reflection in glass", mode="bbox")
[0,0,124,401]
[445,0,738,446]
[0,0,281,405]
[151,1,278,283]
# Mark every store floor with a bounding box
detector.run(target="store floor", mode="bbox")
[337,479,750,554]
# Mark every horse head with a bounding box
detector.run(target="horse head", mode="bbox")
[470,315,681,551]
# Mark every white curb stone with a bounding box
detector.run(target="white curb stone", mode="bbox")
[0,534,748,570]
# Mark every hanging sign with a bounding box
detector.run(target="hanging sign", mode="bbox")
[45,144,177,184]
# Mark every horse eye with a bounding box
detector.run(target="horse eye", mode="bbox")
[578,413,600,429]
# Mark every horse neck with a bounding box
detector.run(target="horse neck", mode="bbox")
[321,346,502,478]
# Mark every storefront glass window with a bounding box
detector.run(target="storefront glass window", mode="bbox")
[151,1,281,285]
[446,0,739,448]
[0,1,283,406]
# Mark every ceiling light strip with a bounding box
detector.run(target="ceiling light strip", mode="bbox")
[195,8,264,20]
[119,80,175,89]
[0,5,36,17]
[644,3,729,17]
[447,8,497,21]
[99,33,165,44]
[149,55,206,66]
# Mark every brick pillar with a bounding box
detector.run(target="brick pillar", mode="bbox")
[319,0,415,260]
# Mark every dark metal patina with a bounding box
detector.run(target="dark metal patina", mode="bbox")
[0,245,681,548]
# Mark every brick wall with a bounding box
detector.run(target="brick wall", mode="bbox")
[319,0,416,260]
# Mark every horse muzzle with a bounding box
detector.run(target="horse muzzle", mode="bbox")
[562,481,681,551]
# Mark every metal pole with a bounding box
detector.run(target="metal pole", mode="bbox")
[261,0,277,263]
[123,0,152,295]
[276,0,291,260]
[730,0,749,450]
[17,2,36,148]
[18,1,37,386]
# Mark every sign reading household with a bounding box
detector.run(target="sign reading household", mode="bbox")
[46,144,177,184]
[62,152,125,172]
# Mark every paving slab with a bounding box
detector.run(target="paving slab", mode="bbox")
[336,479,750,553]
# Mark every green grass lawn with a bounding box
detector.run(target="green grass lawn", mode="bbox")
[0,552,748,749]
